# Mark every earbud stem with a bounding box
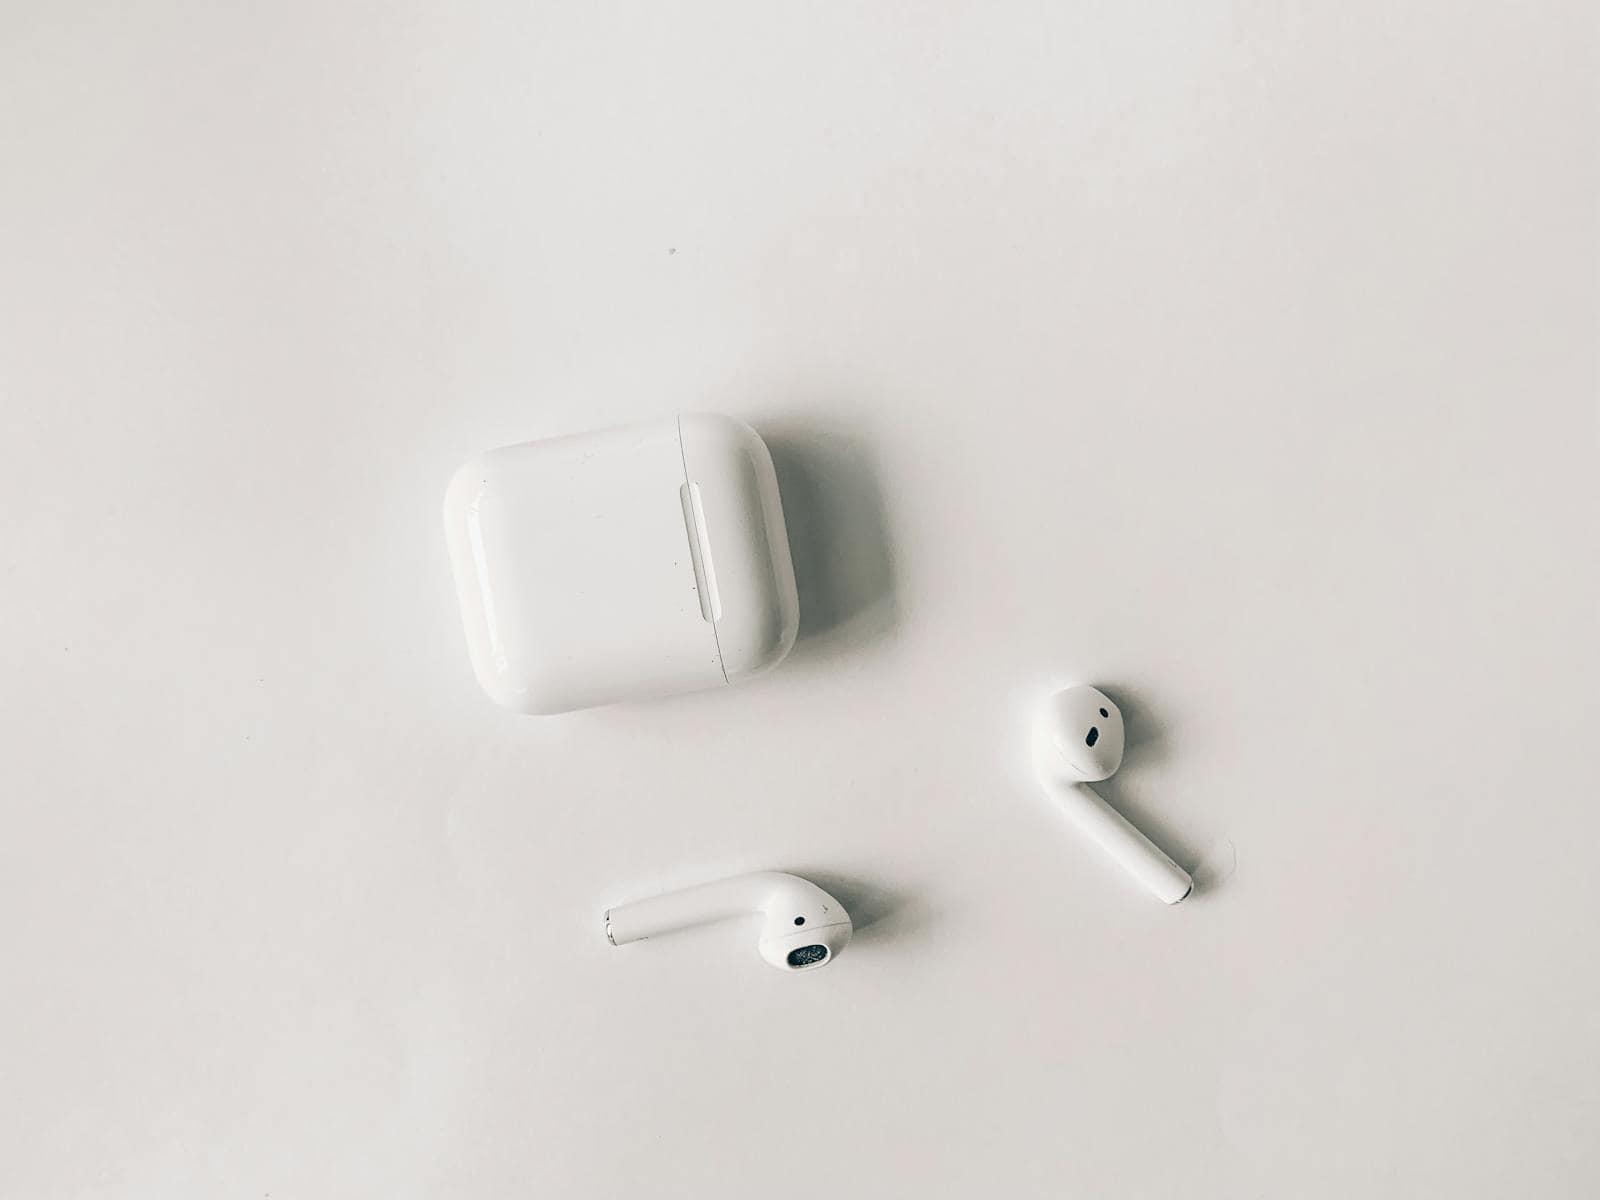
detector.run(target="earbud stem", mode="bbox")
[1046,781,1193,904]
[605,872,780,946]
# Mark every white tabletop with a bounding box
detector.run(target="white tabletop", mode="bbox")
[2,4,1596,1196]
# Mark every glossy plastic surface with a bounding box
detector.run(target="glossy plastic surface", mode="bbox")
[1035,686,1194,904]
[605,871,852,972]
[443,414,798,713]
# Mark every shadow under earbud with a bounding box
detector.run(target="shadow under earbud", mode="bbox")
[1104,682,1171,769]
[795,872,920,943]
[1092,773,1213,896]
[761,424,898,661]
[1185,839,1237,895]
[1095,683,1212,895]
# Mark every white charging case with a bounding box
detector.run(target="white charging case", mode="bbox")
[443,414,799,714]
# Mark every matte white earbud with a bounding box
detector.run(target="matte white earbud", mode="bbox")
[605,871,853,971]
[1034,686,1193,904]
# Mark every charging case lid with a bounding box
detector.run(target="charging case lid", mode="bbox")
[443,414,799,714]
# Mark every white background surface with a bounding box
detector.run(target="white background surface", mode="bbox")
[2,3,1596,1197]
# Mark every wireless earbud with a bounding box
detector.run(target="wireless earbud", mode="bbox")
[605,871,853,971]
[1034,686,1193,904]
